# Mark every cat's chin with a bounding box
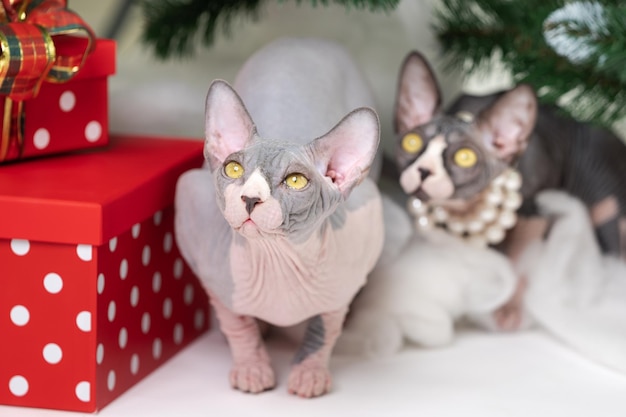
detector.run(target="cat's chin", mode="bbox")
[236,220,280,239]
[235,220,261,238]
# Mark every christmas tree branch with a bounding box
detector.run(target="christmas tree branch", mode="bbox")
[434,0,626,127]
[140,0,400,59]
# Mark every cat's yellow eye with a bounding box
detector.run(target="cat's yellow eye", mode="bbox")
[284,173,309,190]
[401,133,423,154]
[224,161,244,179]
[454,148,478,168]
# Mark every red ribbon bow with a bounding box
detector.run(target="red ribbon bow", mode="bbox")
[0,0,95,162]
[0,0,96,101]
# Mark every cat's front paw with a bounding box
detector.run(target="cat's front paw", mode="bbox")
[229,362,276,394]
[287,364,332,398]
[493,275,531,332]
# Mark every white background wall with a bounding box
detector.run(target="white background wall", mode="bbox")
[69,0,476,154]
[68,0,623,147]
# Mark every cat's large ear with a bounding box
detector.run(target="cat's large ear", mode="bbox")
[204,80,257,170]
[394,51,441,134]
[310,107,380,198]
[476,84,537,162]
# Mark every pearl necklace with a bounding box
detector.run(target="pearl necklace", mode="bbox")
[407,168,523,247]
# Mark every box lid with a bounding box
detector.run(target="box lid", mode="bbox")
[54,36,116,80]
[0,135,204,245]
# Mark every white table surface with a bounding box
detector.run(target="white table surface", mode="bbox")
[3,327,625,417]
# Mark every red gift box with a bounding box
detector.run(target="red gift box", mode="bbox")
[0,136,210,412]
[0,37,116,163]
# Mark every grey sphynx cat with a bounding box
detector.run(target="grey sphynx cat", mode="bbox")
[174,38,384,397]
[393,51,626,329]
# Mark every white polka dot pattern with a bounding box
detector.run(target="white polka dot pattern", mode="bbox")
[59,91,76,112]
[9,375,29,397]
[76,244,93,262]
[43,273,63,294]
[10,305,30,326]
[109,237,117,252]
[0,206,209,411]
[1,44,112,164]
[119,259,128,280]
[33,128,51,150]
[0,68,211,411]
[93,207,209,407]
[96,344,104,365]
[130,354,140,375]
[152,338,162,360]
[10,239,30,256]
[84,121,102,143]
[43,343,63,364]
[142,245,151,266]
[75,381,90,402]
[107,370,116,391]
[118,328,128,349]
[97,273,105,295]
[76,311,92,332]
[108,301,116,322]
[130,286,139,307]
[141,313,151,334]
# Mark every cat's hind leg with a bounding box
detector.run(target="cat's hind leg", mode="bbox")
[288,307,348,398]
[210,295,275,393]
[335,309,404,358]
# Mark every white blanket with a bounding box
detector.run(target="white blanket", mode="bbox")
[521,192,626,373]
[339,191,626,374]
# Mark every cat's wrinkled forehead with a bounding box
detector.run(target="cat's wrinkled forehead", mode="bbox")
[394,112,486,171]
[417,114,475,142]
[238,140,309,168]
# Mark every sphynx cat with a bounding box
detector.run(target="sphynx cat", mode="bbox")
[174,38,384,397]
[393,51,626,330]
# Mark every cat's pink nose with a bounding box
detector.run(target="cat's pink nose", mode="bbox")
[242,196,261,214]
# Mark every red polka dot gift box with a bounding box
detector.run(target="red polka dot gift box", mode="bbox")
[0,37,116,164]
[0,136,210,412]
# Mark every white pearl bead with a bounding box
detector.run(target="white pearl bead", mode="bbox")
[498,210,517,228]
[505,171,522,190]
[416,216,432,229]
[467,219,485,233]
[486,190,503,206]
[503,192,522,210]
[407,197,428,216]
[479,206,497,223]
[432,206,449,222]
[447,220,466,234]
[491,174,506,187]
[485,225,505,244]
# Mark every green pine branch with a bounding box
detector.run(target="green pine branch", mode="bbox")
[140,0,400,59]
[434,0,626,127]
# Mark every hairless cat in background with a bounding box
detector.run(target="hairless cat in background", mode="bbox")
[392,51,626,329]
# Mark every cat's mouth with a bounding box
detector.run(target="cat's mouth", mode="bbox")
[412,189,432,202]
[240,218,258,231]
[236,218,262,238]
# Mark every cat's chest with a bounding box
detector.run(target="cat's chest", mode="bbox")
[226,197,383,326]
[227,234,337,325]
